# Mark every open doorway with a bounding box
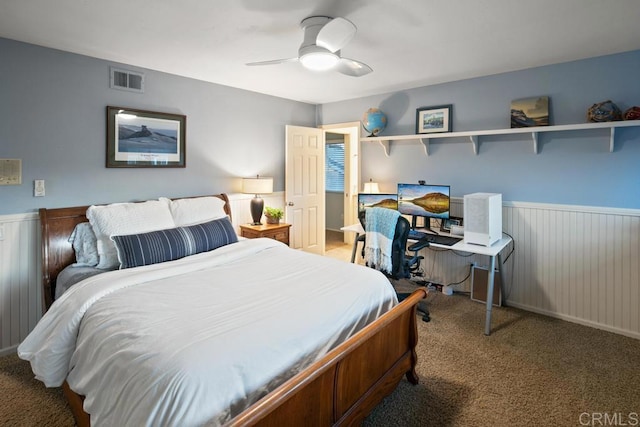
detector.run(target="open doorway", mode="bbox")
[320,122,361,252]
[325,132,346,250]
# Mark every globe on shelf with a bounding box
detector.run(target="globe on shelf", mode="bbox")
[362,108,387,137]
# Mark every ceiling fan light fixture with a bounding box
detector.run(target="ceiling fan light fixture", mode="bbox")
[247,15,371,77]
[299,50,339,71]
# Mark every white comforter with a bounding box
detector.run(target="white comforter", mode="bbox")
[18,238,396,426]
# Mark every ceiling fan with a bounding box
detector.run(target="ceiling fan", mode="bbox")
[246,16,372,77]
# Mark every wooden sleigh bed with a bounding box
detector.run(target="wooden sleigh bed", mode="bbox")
[35,193,427,426]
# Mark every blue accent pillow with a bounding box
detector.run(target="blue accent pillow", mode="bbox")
[111,217,238,269]
[181,218,238,254]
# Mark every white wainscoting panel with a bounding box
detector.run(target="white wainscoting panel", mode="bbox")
[1,196,637,355]
[227,192,285,231]
[417,199,639,339]
[0,213,41,355]
[501,202,639,339]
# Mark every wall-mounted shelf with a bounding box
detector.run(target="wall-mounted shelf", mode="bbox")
[361,120,640,156]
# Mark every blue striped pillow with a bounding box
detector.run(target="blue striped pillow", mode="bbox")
[181,218,238,254]
[111,217,238,269]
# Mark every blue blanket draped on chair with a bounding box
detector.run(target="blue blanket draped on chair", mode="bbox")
[364,207,400,274]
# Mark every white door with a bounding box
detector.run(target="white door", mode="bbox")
[285,125,325,254]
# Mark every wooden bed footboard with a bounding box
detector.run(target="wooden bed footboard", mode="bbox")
[62,289,427,426]
[227,287,427,426]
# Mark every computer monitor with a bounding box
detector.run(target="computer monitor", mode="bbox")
[357,193,398,225]
[397,183,450,232]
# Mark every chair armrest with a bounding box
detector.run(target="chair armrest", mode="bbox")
[408,239,430,252]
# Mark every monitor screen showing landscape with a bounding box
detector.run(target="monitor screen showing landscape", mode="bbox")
[397,183,450,220]
[357,193,398,219]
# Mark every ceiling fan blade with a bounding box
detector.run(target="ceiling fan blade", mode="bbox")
[316,17,356,53]
[336,58,372,77]
[246,57,298,66]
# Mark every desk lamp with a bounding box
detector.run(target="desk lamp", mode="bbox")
[363,179,380,194]
[242,175,273,225]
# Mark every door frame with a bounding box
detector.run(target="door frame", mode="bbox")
[320,122,361,245]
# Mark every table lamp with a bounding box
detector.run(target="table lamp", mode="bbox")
[242,175,273,225]
[363,179,380,194]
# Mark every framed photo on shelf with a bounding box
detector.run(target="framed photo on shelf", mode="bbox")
[106,106,186,168]
[510,96,549,128]
[416,104,452,134]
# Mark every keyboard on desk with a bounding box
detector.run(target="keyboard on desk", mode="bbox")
[419,234,462,246]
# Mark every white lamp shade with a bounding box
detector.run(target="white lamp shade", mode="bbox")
[363,181,380,193]
[242,177,273,195]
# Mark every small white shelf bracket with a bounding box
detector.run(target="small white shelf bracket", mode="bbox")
[419,138,429,156]
[532,132,539,154]
[378,140,390,157]
[609,127,615,152]
[470,135,479,155]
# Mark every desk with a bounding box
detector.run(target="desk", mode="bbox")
[341,222,512,336]
[340,223,366,263]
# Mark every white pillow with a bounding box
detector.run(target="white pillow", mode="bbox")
[160,196,228,226]
[87,200,175,269]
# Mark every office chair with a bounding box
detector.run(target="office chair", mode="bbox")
[363,210,430,321]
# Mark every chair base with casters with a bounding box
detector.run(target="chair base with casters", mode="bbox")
[399,236,431,321]
[396,289,431,322]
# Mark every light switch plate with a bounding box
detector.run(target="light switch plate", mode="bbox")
[34,179,45,197]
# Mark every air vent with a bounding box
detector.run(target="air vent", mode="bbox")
[110,67,144,93]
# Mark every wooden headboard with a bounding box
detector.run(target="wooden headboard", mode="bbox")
[39,194,232,312]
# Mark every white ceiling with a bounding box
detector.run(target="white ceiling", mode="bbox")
[2,0,640,104]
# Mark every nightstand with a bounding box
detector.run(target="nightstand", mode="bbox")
[239,223,291,246]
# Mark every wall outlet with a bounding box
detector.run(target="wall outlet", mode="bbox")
[34,179,45,197]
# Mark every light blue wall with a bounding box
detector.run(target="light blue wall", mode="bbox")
[319,50,640,209]
[0,38,316,215]
[2,39,639,214]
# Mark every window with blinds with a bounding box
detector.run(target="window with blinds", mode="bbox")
[325,142,344,192]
